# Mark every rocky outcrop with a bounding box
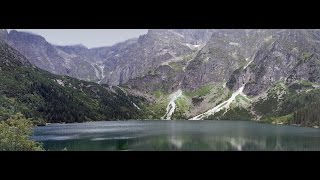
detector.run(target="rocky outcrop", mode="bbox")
[227,29,320,96]
[3,29,214,86]
[182,30,278,90]
[125,65,184,93]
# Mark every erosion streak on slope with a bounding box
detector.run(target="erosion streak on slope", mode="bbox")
[97,64,105,84]
[189,85,247,120]
[118,87,141,110]
[243,58,254,69]
[161,89,183,120]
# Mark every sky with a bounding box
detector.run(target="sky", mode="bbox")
[9,29,148,48]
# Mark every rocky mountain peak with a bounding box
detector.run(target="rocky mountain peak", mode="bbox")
[0,40,31,67]
[0,29,8,38]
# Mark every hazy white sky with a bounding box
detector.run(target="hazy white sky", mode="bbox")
[9,29,148,48]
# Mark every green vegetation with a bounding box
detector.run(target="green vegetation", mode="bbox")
[176,96,190,113]
[238,58,250,69]
[302,52,313,61]
[299,80,313,86]
[279,89,320,116]
[236,95,251,104]
[206,107,253,121]
[140,91,169,119]
[252,80,320,127]
[153,90,165,99]
[172,95,190,119]
[168,62,184,71]
[263,114,293,125]
[208,85,229,103]
[253,82,287,116]
[168,54,196,72]
[184,84,214,97]
[297,52,314,66]
[147,69,158,76]
[254,96,279,116]
[287,80,314,93]
[0,113,43,151]
[0,62,145,123]
[293,102,320,126]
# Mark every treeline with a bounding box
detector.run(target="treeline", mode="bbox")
[31,81,95,123]
[1,62,145,123]
[293,102,320,126]
[29,76,145,122]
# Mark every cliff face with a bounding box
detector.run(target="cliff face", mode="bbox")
[227,29,320,96]
[3,29,213,86]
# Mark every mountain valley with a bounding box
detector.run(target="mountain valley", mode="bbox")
[1,29,320,128]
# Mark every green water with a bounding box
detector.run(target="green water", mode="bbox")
[32,120,320,151]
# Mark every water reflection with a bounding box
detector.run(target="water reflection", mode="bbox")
[169,136,184,149]
[33,120,320,151]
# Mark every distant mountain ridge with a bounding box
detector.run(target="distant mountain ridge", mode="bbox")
[0,38,147,123]
[2,29,214,85]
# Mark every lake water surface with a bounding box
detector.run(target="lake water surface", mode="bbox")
[32,120,320,151]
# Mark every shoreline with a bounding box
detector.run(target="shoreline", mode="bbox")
[36,119,320,129]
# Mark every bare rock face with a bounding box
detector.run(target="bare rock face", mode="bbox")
[182,30,275,90]
[5,29,320,98]
[3,29,213,86]
[97,29,206,85]
[227,29,320,96]
[125,65,184,93]
[5,30,69,75]
[0,29,8,39]
[0,39,31,67]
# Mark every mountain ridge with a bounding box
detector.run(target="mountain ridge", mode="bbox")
[2,29,320,127]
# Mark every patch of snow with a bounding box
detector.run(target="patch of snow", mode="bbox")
[223,82,227,88]
[312,84,320,88]
[92,65,100,79]
[243,59,254,69]
[97,64,105,84]
[161,89,183,120]
[132,102,141,110]
[274,66,280,71]
[182,66,187,71]
[168,30,185,38]
[189,85,247,120]
[185,43,201,49]
[231,52,237,59]
[229,42,240,46]
[55,79,65,87]
[118,87,141,110]
[306,89,313,93]
[264,36,273,42]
